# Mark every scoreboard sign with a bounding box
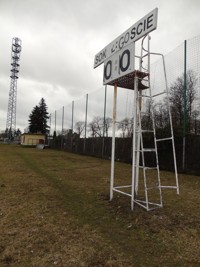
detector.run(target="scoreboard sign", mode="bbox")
[94,8,158,69]
[103,43,135,85]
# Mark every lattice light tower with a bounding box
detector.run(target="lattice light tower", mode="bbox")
[6,37,22,140]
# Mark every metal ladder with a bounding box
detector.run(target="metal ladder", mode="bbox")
[131,35,179,211]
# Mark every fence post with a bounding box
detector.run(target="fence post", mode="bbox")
[110,83,117,201]
[61,106,64,148]
[71,101,74,132]
[102,85,107,157]
[71,101,74,151]
[48,114,51,145]
[84,94,88,153]
[183,40,187,171]
[55,110,57,133]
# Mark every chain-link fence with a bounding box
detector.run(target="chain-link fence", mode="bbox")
[49,35,200,174]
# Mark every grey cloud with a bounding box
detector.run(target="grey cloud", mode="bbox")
[1,0,200,131]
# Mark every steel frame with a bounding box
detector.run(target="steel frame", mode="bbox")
[110,35,179,211]
[6,37,22,140]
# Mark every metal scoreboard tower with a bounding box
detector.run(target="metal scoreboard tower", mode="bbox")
[6,37,22,140]
[94,9,179,211]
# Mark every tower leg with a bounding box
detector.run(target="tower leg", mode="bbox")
[110,83,117,201]
[131,76,139,210]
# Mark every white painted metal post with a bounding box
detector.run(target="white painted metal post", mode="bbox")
[71,100,74,133]
[135,91,142,194]
[61,106,64,148]
[110,83,117,201]
[49,114,51,135]
[162,56,179,195]
[131,76,138,210]
[48,114,51,146]
[84,94,88,153]
[62,106,64,134]
[55,110,57,133]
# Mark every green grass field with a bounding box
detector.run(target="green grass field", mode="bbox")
[0,144,199,267]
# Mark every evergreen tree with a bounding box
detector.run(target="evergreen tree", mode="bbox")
[28,98,49,134]
[38,98,49,134]
[29,105,41,133]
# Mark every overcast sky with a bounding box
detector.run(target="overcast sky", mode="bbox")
[0,0,200,131]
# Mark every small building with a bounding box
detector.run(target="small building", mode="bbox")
[21,133,45,146]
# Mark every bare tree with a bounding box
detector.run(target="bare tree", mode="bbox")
[104,117,112,137]
[169,69,197,132]
[141,99,153,131]
[118,117,133,137]
[75,121,85,137]
[88,116,103,137]
[191,110,200,134]
[154,100,169,129]
[62,128,72,136]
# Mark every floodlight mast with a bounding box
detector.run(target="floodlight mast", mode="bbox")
[6,37,22,141]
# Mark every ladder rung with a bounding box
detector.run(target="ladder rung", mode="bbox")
[146,186,159,190]
[160,186,177,189]
[144,166,157,170]
[156,137,172,142]
[136,166,157,170]
[135,148,156,153]
[143,148,156,152]
[141,130,154,133]
[152,91,166,98]
[136,129,154,133]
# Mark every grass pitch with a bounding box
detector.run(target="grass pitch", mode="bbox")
[0,144,199,266]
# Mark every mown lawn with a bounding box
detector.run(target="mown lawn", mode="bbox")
[0,144,199,267]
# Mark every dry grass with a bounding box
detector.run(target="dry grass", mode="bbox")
[0,144,199,267]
